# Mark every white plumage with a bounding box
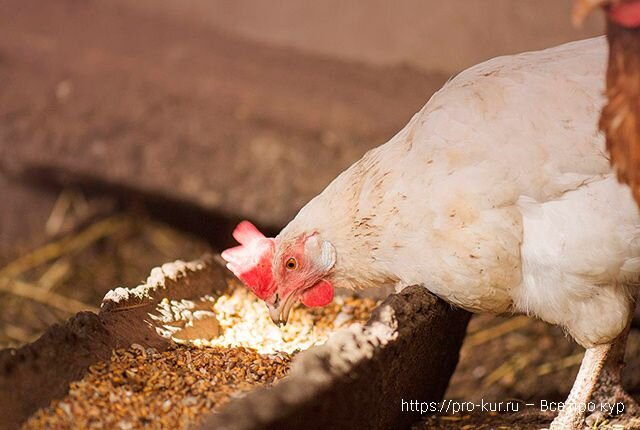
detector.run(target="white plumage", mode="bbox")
[224,36,640,429]
[282,36,639,349]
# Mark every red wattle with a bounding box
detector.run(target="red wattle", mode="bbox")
[609,1,640,28]
[300,279,334,307]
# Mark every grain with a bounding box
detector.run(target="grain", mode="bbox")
[23,289,379,429]
[24,346,291,430]
[196,287,377,354]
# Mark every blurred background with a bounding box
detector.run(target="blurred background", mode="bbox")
[0,0,603,278]
[4,0,635,408]
[115,0,603,72]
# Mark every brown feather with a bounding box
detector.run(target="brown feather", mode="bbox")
[600,21,640,204]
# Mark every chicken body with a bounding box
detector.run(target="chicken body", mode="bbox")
[224,36,640,430]
[281,36,639,349]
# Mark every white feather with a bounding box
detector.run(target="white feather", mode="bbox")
[279,37,639,347]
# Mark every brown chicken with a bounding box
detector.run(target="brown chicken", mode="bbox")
[568,2,640,428]
[575,0,640,204]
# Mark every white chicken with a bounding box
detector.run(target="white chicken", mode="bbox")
[222,37,640,429]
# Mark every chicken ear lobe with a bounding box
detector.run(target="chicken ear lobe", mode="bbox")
[300,279,334,307]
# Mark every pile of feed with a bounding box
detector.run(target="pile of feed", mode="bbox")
[23,288,379,430]
[23,346,292,430]
[196,287,377,353]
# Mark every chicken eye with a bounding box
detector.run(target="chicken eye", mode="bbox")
[285,257,298,270]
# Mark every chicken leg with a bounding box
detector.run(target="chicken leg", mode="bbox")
[586,324,640,428]
[551,319,638,430]
[549,343,612,430]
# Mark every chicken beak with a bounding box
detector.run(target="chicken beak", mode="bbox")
[267,303,286,326]
[266,292,297,326]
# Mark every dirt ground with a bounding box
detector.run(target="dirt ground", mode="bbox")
[415,315,640,429]
[0,204,211,349]
[0,0,446,234]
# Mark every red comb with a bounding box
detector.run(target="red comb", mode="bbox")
[221,221,276,300]
[609,1,640,28]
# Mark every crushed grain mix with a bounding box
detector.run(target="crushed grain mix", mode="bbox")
[23,288,379,429]
[199,287,377,354]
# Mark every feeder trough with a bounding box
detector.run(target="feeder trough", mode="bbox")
[0,255,470,430]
